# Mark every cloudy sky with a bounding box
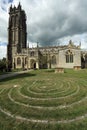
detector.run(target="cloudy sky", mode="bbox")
[0,0,87,59]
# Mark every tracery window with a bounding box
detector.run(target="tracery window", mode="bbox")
[66,50,73,63]
[11,16,14,26]
[30,51,35,57]
[15,15,18,25]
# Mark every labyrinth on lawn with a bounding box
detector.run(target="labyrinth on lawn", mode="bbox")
[0,69,87,130]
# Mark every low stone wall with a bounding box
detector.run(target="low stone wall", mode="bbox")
[74,66,81,70]
[55,68,64,73]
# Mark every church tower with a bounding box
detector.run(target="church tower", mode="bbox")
[7,2,27,69]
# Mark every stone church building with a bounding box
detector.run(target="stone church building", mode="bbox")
[7,3,87,70]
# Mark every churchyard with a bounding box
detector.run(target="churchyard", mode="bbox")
[0,69,87,130]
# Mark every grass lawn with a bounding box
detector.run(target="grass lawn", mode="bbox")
[0,72,9,75]
[0,69,87,130]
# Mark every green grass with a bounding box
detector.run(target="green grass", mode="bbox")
[0,71,9,75]
[0,69,87,130]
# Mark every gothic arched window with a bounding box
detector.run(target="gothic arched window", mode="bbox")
[17,57,21,65]
[11,16,14,26]
[12,31,14,42]
[15,30,18,42]
[15,15,18,25]
[30,51,35,57]
[51,55,56,64]
[66,50,73,63]
[66,54,69,63]
[70,53,73,63]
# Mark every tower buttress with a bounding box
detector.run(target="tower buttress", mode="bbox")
[7,3,27,70]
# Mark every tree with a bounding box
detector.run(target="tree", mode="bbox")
[0,58,7,72]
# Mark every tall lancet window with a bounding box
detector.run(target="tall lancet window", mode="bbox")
[15,15,18,26]
[11,16,14,26]
[66,50,73,63]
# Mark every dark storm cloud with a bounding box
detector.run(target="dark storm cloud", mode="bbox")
[1,0,87,48]
[26,0,87,46]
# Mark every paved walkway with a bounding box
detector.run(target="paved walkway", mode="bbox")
[0,70,30,80]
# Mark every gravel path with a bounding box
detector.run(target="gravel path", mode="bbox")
[0,70,30,81]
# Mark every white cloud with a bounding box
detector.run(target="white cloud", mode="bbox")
[0,0,87,58]
[0,45,7,59]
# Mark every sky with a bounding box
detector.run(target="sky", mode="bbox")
[0,0,87,59]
